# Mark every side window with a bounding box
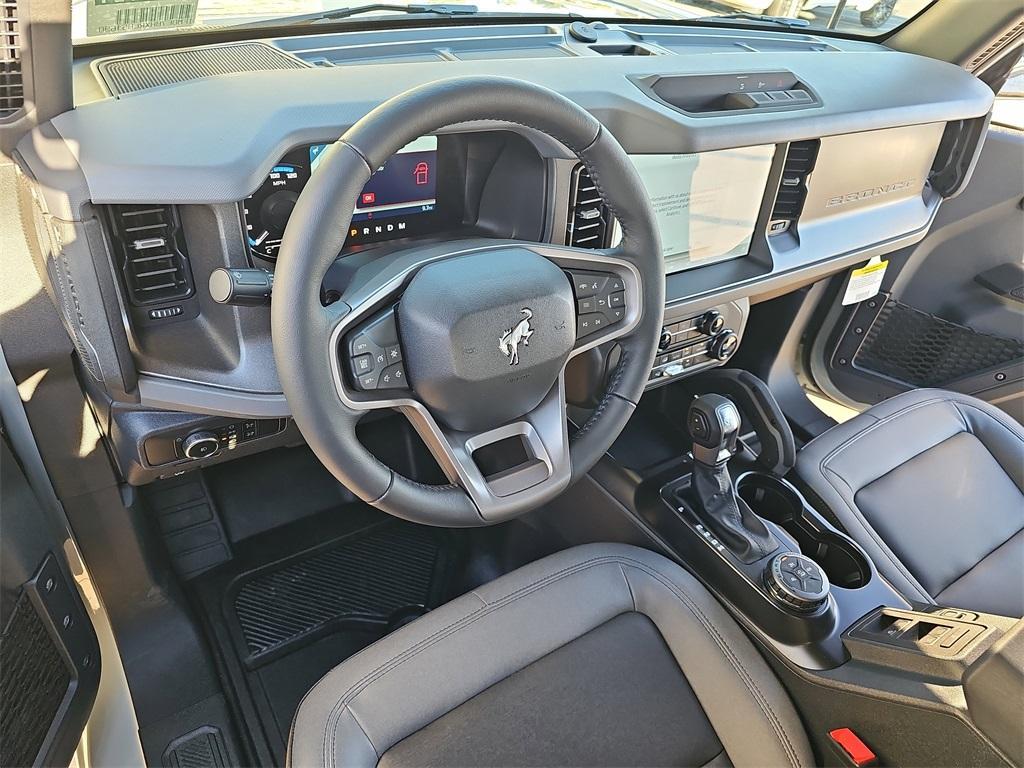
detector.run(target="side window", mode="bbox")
[992,54,1024,130]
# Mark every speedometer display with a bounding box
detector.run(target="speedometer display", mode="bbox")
[241,136,441,262]
[242,157,309,260]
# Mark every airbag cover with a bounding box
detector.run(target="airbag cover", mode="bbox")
[398,249,575,432]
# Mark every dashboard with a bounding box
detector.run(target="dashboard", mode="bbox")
[15,20,995,483]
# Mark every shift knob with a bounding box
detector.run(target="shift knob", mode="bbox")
[687,394,741,466]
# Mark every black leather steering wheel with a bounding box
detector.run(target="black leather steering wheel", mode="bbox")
[272,76,664,526]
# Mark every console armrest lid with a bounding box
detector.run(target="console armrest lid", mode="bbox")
[963,619,1024,765]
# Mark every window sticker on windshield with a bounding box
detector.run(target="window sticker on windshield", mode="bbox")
[87,0,197,36]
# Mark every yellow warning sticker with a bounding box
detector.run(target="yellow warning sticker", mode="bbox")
[842,257,888,306]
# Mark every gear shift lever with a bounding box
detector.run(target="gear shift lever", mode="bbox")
[686,395,780,564]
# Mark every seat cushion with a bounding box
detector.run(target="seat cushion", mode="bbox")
[288,543,813,768]
[796,389,1024,617]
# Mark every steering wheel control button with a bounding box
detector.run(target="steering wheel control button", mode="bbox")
[345,306,404,391]
[378,362,409,390]
[765,553,830,613]
[566,269,627,337]
[568,271,609,298]
[352,354,374,375]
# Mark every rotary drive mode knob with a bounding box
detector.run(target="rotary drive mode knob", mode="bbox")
[182,430,220,460]
[764,553,830,613]
[708,330,739,361]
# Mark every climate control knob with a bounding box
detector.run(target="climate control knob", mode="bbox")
[697,310,725,336]
[708,330,739,361]
[182,431,220,460]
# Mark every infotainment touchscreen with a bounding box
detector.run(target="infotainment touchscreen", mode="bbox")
[628,145,775,273]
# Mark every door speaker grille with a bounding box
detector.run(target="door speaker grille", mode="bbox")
[0,593,72,767]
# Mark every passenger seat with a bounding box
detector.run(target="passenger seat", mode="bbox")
[796,389,1023,618]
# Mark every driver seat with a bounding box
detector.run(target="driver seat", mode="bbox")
[288,543,813,768]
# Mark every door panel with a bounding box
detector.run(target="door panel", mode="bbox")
[809,126,1024,422]
[0,433,101,766]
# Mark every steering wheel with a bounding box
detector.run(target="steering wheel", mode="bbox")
[272,76,664,526]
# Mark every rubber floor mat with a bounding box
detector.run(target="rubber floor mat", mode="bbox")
[233,522,442,663]
[191,511,464,763]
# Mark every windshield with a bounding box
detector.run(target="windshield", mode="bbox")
[72,0,933,44]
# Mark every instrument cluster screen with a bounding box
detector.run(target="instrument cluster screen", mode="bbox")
[243,136,441,261]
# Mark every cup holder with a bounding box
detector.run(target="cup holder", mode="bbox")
[736,472,872,590]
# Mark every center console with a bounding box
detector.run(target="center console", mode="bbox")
[566,372,1021,766]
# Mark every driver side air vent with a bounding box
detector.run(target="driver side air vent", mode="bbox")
[0,0,22,120]
[106,204,194,305]
[566,164,611,248]
[768,139,819,235]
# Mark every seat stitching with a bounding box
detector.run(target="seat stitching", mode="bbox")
[621,562,803,768]
[934,525,1024,599]
[820,464,932,602]
[322,554,629,765]
[317,555,803,768]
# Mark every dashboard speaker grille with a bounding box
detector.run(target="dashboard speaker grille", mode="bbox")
[566,164,611,248]
[95,41,307,97]
[106,204,194,305]
[768,139,819,233]
[0,0,22,119]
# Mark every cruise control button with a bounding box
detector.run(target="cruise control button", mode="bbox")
[352,354,374,375]
[373,349,387,369]
[385,344,402,363]
[350,334,374,356]
[356,371,379,390]
[378,362,409,389]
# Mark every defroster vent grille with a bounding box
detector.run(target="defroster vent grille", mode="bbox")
[106,204,194,305]
[0,0,22,119]
[96,41,307,97]
[566,164,611,249]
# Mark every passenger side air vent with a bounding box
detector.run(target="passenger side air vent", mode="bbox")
[0,0,22,120]
[768,140,819,236]
[106,205,194,305]
[566,164,610,248]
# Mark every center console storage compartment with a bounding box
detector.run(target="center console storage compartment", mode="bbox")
[736,472,871,589]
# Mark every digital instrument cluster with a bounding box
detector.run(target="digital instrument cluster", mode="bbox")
[241,136,443,261]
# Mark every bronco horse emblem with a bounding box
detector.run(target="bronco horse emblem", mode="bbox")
[498,309,534,366]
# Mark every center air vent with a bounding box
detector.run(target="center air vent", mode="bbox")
[768,139,819,236]
[0,0,22,120]
[566,164,610,248]
[106,205,194,305]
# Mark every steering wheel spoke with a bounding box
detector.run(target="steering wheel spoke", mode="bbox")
[399,377,571,522]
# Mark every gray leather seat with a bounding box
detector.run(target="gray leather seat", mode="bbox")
[288,543,813,768]
[796,389,1024,618]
